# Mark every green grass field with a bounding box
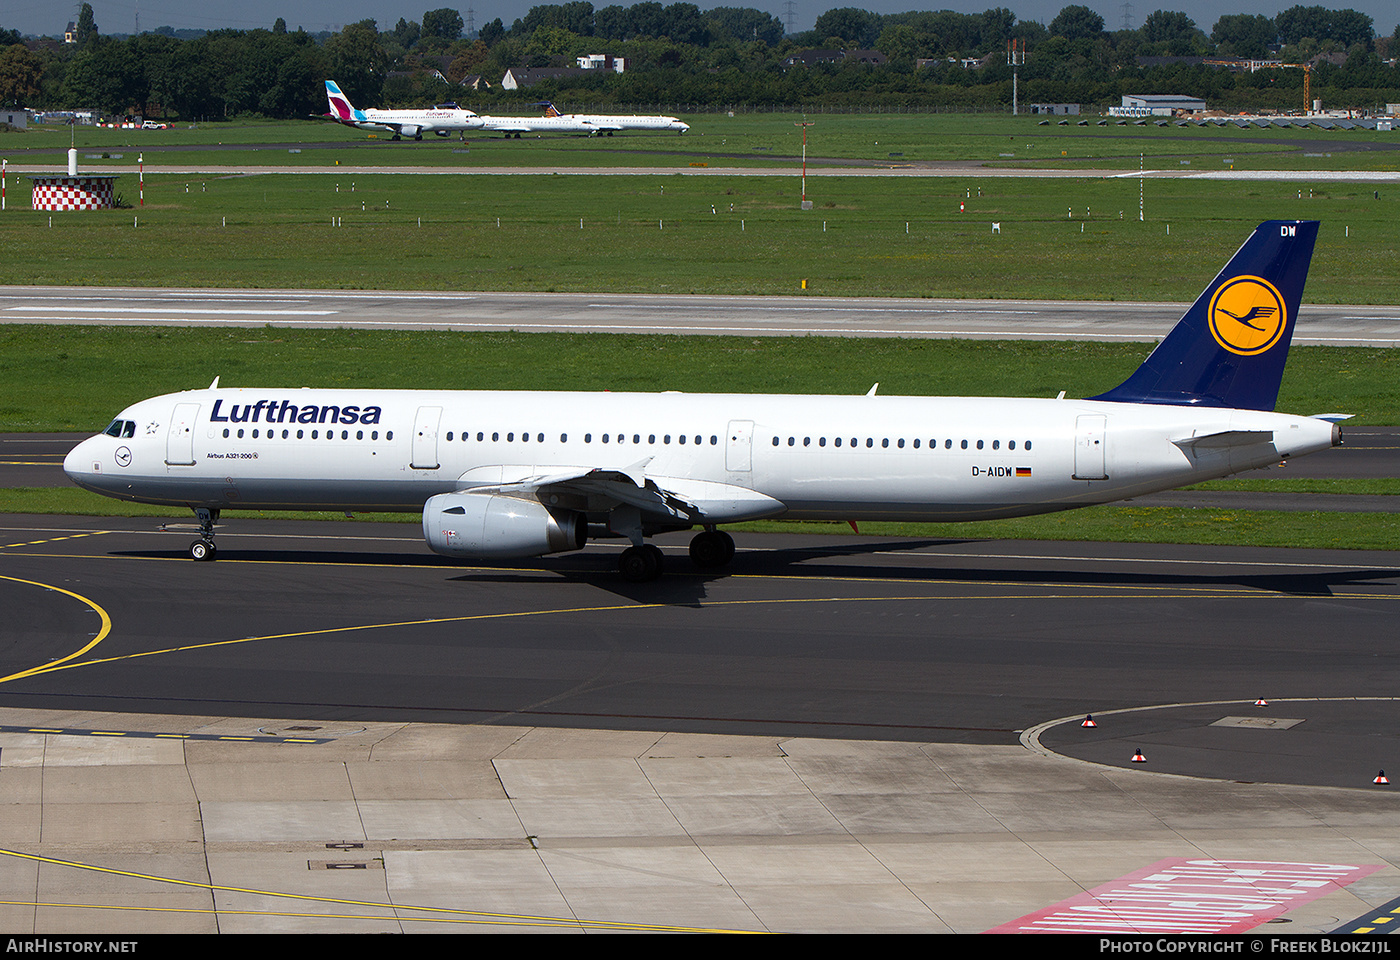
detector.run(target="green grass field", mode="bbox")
[1,172,1397,301]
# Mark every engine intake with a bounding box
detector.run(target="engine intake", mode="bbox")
[422,493,585,559]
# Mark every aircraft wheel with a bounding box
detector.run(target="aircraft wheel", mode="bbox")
[689,530,732,569]
[190,538,217,561]
[619,544,662,582]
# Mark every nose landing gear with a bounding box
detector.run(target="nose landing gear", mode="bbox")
[189,507,219,561]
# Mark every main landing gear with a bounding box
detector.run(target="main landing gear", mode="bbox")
[189,507,219,561]
[616,529,736,583]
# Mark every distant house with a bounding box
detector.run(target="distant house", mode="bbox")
[1028,103,1079,116]
[2,110,26,130]
[576,54,626,73]
[919,54,995,69]
[64,21,76,43]
[501,67,591,90]
[783,48,887,68]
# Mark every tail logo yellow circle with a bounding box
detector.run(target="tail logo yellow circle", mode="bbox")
[1208,276,1287,356]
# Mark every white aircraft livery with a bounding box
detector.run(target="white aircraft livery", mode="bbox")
[542,101,689,135]
[474,111,596,137]
[324,80,482,140]
[65,221,1339,582]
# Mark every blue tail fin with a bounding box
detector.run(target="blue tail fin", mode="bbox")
[1090,220,1319,411]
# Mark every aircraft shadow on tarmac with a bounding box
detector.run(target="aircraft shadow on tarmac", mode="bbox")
[110,537,1399,605]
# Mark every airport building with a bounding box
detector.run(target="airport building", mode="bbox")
[1110,95,1208,118]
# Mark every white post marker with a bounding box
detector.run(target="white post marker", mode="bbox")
[139,153,144,207]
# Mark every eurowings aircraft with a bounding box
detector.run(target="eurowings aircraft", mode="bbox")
[541,101,690,135]
[324,80,483,140]
[65,221,1340,582]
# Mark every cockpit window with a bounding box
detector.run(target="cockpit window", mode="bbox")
[103,420,123,437]
[103,419,136,438]
[122,421,135,438]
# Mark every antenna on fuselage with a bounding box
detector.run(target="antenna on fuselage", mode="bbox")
[209,376,220,389]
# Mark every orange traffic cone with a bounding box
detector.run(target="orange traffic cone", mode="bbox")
[1375,771,1389,785]
[1132,749,1146,763]
[1081,715,1097,728]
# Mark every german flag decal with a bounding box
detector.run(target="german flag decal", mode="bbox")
[1016,467,1032,477]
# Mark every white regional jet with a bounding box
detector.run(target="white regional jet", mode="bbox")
[473,111,596,137]
[542,101,690,135]
[65,221,1341,582]
[324,80,483,140]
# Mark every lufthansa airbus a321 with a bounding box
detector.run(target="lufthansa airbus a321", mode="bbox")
[65,221,1342,582]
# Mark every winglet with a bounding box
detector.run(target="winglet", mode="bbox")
[1090,221,1319,411]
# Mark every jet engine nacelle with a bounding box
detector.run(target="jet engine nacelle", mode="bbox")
[422,493,585,559]
[399,125,420,138]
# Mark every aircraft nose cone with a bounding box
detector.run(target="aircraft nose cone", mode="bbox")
[63,437,96,487]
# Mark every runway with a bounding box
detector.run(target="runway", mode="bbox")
[3,286,1399,345]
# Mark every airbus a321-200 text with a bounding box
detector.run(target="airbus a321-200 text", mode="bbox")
[65,221,1343,582]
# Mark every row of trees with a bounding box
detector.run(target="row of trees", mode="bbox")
[1,4,1397,119]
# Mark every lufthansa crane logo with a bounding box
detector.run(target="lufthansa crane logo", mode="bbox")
[1208,275,1287,356]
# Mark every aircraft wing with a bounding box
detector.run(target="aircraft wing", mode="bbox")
[454,463,785,523]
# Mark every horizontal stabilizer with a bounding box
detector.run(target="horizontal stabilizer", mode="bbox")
[1172,429,1274,449]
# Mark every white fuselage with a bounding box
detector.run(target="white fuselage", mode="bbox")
[349,107,483,137]
[476,115,596,136]
[564,114,689,134]
[63,388,1336,522]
